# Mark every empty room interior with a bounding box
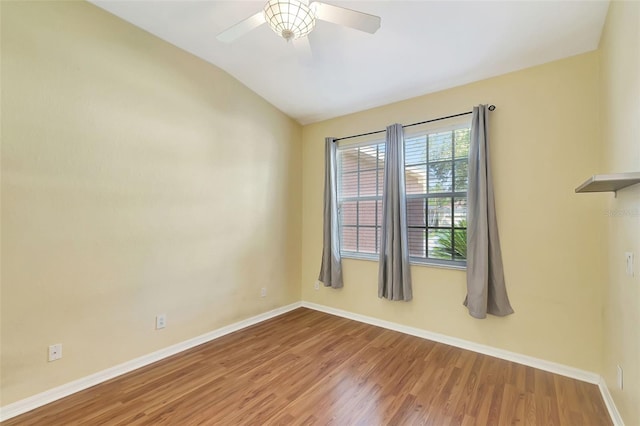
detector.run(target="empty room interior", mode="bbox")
[1,0,638,425]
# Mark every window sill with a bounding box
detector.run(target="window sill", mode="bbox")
[410,258,467,271]
[341,253,466,271]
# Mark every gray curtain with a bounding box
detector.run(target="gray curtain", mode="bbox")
[318,137,343,288]
[378,124,412,301]
[464,105,513,318]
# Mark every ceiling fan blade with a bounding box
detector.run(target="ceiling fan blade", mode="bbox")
[293,36,313,65]
[216,11,266,43]
[312,2,381,34]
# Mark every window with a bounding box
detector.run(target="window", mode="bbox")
[337,125,470,267]
[337,142,385,257]
[405,127,469,266]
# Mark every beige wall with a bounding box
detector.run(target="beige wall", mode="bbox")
[302,52,606,373]
[3,0,635,418]
[0,1,302,405]
[599,1,640,424]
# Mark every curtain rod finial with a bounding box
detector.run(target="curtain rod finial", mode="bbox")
[488,105,496,111]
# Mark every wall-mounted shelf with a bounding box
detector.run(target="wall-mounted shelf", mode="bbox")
[575,172,640,194]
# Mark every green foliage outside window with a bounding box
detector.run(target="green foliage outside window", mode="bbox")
[433,220,467,260]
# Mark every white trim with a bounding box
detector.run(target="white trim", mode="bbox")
[598,377,626,426]
[302,301,625,424]
[301,301,599,383]
[1,300,623,425]
[336,136,385,149]
[342,253,467,271]
[403,121,472,139]
[0,302,302,422]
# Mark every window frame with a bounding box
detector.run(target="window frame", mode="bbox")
[336,122,470,270]
[336,139,385,258]
[404,123,470,269]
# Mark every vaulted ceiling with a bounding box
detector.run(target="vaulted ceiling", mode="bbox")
[90,1,610,124]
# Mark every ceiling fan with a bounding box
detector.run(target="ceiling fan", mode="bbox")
[216,0,381,43]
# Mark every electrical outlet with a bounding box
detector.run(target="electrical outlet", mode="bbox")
[156,314,167,330]
[625,252,634,276]
[314,281,320,290]
[48,344,62,362]
[260,287,267,297]
[617,365,624,390]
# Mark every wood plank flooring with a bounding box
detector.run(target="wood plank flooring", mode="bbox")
[3,308,612,425]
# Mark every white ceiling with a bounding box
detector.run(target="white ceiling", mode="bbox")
[89,0,609,125]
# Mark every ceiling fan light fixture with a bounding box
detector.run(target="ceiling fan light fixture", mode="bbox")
[263,0,316,41]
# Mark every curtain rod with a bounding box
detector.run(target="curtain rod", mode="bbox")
[334,105,496,142]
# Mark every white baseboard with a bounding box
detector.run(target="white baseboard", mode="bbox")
[302,301,599,383]
[1,300,624,426]
[0,302,302,422]
[301,301,623,426]
[598,377,626,426]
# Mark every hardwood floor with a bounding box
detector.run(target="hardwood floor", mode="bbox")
[3,308,612,425]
